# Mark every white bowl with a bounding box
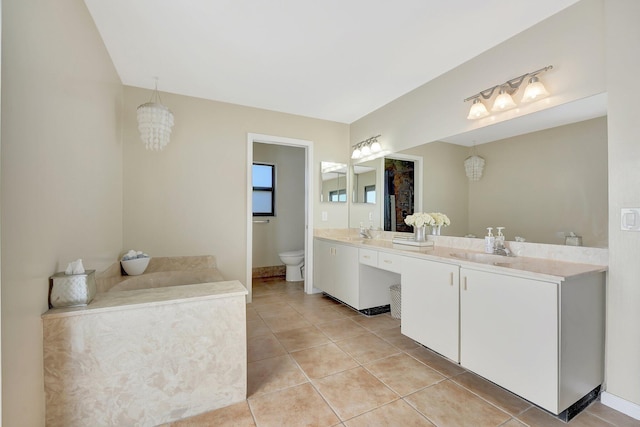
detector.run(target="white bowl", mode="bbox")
[121,257,151,276]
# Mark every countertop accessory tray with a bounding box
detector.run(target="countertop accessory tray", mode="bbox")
[391,237,434,247]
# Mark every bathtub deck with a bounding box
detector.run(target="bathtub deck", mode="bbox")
[42,280,247,318]
[42,280,248,427]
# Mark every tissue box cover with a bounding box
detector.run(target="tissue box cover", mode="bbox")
[49,270,96,308]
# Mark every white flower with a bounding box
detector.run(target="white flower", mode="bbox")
[404,212,434,227]
[429,212,451,226]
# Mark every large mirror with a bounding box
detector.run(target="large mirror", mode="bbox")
[348,95,609,248]
[320,161,347,203]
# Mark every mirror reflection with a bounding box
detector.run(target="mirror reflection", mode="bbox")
[320,161,347,203]
[395,115,608,248]
[352,160,377,204]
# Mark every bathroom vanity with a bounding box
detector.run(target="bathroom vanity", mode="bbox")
[313,231,606,420]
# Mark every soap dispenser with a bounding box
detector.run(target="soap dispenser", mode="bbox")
[496,227,505,245]
[485,228,495,254]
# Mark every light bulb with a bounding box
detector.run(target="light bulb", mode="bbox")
[351,147,361,159]
[521,76,549,102]
[371,140,382,152]
[467,98,489,119]
[361,143,371,156]
[492,88,516,112]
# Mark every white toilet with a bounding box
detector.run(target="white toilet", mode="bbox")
[279,249,305,282]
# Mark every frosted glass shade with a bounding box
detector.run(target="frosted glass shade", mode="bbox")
[492,90,516,111]
[137,102,174,151]
[467,99,489,120]
[522,77,550,102]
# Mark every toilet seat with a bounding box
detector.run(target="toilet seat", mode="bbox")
[279,249,304,257]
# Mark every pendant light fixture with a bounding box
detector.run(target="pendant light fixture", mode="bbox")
[137,78,175,151]
[464,65,553,120]
[464,145,485,181]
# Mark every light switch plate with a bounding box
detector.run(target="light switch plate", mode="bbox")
[321,211,328,221]
[621,208,640,231]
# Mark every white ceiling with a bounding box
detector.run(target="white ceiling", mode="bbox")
[84,0,582,124]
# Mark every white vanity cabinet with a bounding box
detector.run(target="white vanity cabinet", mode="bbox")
[401,257,459,362]
[459,267,605,415]
[313,239,359,308]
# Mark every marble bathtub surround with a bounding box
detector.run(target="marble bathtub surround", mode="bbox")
[96,255,224,293]
[314,228,608,272]
[43,280,248,426]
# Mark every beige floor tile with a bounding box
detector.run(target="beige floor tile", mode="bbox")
[248,383,340,427]
[261,311,313,333]
[316,318,368,341]
[585,401,640,427]
[330,304,362,317]
[406,346,465,378]
[500,419,527,427]
[364,353,445,396]
[274,326,331,352]
[169,401,256,427]
[247,354,308,396]
[253,302,297,316]
[405,380,510,427]
[247,333,287,362]
[299,307,349,324]
[353,314,401,332]
[335,333,401,364]
[517,406,612,427]
[246,318,271,338]
[374,326,421,351]
[291,343,359,379]
[246,307,260,322]
[314,367,398,421]
[344,399,435,427]
[451,371,531,416]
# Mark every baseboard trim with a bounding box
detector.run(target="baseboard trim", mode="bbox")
[601,392,640,420]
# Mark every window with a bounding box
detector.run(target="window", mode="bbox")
[252,163,275,216]
[364,185,376,204]
[329,189,347,202]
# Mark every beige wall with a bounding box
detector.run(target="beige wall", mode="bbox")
[123,86,350,285]
[605,0,640,408]
[0,0,124,425]
[401,142,469,238]
[252,143,305,268]
[467,117,608,246]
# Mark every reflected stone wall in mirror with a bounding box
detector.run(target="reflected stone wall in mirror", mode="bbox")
[320,161,347,203]
[399,116,608,248]
[352,159,377,204]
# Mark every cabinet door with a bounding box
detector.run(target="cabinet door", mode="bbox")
[401,257,459,361]
[313,239,335,296]
[460,268,559,413]
[333,244,359,308]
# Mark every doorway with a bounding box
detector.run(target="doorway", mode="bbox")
[246,133,314,302]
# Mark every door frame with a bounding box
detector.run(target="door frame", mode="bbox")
[246,133,314,302]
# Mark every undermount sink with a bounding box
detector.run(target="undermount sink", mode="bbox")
[450,252,518,265]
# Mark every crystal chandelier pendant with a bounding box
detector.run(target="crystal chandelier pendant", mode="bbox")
[136,79,174,151]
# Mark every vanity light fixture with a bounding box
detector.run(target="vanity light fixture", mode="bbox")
[351,135,388,162]
[464,65,553,120]
[137,78,175,151]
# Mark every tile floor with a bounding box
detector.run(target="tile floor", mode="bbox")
[169,277,639,427]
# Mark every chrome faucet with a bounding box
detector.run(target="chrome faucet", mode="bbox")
[359,227,373,239]
[493,240,512,256]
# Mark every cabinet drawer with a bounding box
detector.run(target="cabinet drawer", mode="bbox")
[359,249,378,267]
[377,252,404,273]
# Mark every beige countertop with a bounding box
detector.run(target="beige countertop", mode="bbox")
[42,280,248,319]
[315,234,607,282]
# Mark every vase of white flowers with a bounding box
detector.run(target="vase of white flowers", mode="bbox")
[428,212,451,235]
[404,212,435,242]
